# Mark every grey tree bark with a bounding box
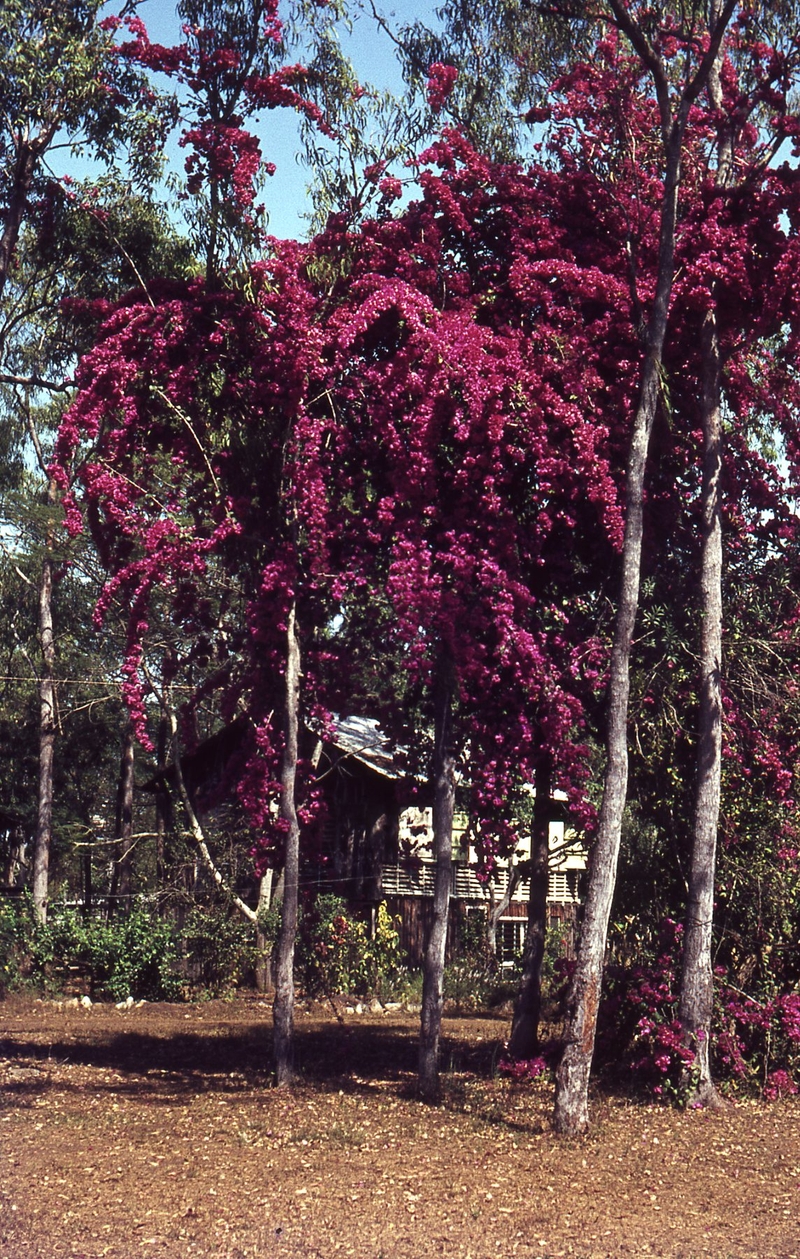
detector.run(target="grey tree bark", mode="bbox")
[553,1,738,1136]
[255,867,275,994]
[679,3,732,1109]
[508,755,552,1060]
[31,544,55,925]
[418,654,456,1102]
[486,863,521,958]
[273,604,302,1086]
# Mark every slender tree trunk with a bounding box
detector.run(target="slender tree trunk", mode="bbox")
[108,717,135,917]
[255,867,275,994]
[554,102,691,1135]
[418,653,456,1102]
[509,756,552,1059]
[32,542,55,926]
[678,303,725,1107]
[487,863,521,958]
[273,604,302,1086]
[155,712,170,900]
[82,847,93,921]
[168,703,258,925]
[679,8,731,1109]
[553,1,738,1130]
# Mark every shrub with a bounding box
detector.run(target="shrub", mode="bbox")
[596,918,800,1102]
[0,899,182,1002]
[181,904,258,995]
[0,896,29,992]
[298,896,402,998]
[50,906,183,1002]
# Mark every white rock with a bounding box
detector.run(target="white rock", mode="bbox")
[80,995,92,1009]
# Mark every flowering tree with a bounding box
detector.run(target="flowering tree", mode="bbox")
[53,0,344,1081]
[305,115,643,1092]
[546,2,800,1131]
[53,0,800,1118]
[55,101,632,1090]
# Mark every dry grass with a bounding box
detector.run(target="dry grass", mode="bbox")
[1,995,799,1258]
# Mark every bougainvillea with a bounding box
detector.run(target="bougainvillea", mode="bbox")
[598,921,800,1102]
[54,106,635,871]
[53,5,800,1101]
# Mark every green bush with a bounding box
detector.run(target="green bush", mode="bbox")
[298,896,402,998]
[0,899,182,1001]
[47,906,183,1001]
[0,896,29,992]
[444,909,497,1013]
[181,904,258,995]
[93,908,183,1001]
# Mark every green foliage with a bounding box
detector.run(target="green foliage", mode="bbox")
[0,0,168,192]
[444,909,496,1013]
[0,896,29,992]
[0,897,182,1000]
[396,0,587,162]
[298,896,402,998]
[181,904,258,996]
[40,905,183,1001]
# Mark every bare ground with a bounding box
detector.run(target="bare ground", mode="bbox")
[1,995,799,1259]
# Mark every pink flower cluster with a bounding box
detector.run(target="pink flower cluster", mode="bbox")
[426,62,458,112]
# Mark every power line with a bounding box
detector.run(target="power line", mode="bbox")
[0,673,197,690]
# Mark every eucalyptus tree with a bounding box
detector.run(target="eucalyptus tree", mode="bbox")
[549,0,739,1136]
[0,0,174,923]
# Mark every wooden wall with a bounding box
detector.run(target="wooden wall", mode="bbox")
[383,895,579,966]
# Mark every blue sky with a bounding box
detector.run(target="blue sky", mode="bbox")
[48,0,438,241]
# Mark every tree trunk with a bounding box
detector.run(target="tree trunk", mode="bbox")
[554,114,690,1138]
[678,301,726,1107]
[82,847,93,921]
[31,549,55,926]
[273,604,302,1086]
[552,2,738,1134]
[168,704,258,925]
[255,867,275,994]
[554,229,681,1137]
[108,717,135,917]
[486,863,521,958]
[418,653,456,1102]
[509,756,552,1060]
[0,141,43,299]
[155,712,170,900]
[679,6,730,1109]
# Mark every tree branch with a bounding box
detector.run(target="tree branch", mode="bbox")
[166,703,257,925]
[0,372,73,393]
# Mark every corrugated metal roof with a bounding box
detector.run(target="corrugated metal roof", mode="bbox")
[327,714,403,779]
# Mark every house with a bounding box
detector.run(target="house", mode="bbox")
[314,716,586,964]
[144,711,586,964]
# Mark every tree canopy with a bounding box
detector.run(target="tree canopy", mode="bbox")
[2,0,800,1121]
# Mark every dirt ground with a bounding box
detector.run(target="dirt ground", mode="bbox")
[1,996,799,1259]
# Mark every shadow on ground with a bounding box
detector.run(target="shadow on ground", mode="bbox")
[0,1011,508,1101]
